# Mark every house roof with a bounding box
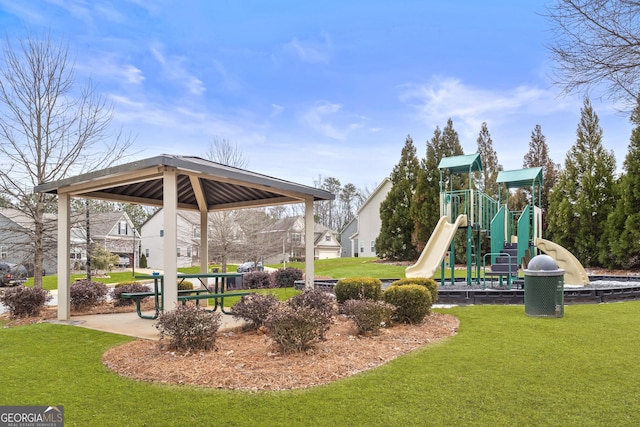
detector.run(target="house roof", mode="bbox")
[438,153,483,174]
[34,154,334,211]
[496,167,544,189]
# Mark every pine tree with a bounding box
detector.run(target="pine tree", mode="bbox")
[411,127,443,251]
[476,122,502,198]
[523,125,560,212]
[605,94,640,268]
[377,135,420,260]
[547,98,616,266]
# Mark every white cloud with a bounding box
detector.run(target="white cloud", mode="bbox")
[283,34,332,64]
[399,76,579,142]
[149,42,205,96]
[77,55,145,85]
[301,101,365,140]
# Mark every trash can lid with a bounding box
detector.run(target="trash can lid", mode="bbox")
[524,254,565,276]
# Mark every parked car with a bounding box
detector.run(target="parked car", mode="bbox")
[0,262,28,287]
[237,261,263,273]
[117,256,131,267]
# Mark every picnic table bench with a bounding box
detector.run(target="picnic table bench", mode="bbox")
[177,291,251,314]
[122,288,211,319]
[126,272,246,319]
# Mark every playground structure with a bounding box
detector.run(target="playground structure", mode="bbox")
[405,153,589,287]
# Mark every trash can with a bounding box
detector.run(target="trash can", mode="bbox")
[226,274,244,290]
[524,254,565,318]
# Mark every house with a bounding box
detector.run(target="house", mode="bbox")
[348,178,392,258]
[76,211,140,269]
[140,209,202,269]
[0,207,57,275]
[262,216,341,263]
[340,217,358,257]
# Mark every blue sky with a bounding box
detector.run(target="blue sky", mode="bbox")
[0,0,632,192]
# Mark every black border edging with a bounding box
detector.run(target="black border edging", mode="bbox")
[295,277,640,305]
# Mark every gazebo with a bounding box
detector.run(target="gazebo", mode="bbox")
[34,155,334,320]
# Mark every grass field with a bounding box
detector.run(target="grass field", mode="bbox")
[2,301,640,426]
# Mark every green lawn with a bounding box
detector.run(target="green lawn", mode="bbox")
[2,302,640,426]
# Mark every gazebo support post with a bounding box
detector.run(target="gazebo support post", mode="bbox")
[163,167,178,311]
[57,192,71,320]
[305,197,314,290]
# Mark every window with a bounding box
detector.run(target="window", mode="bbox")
[145,248,149,258]
[176,247,181,257]
[325,235,331,242]
[187,247,192,257]
[291,233,301,242]
[359,242,364,253]
[193,226,200,238]
[0,246,6,260]
[370,241,375,252]
[118,221,128,235]
[160,230,164,237]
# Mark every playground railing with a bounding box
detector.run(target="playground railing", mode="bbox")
[483,252,518,289]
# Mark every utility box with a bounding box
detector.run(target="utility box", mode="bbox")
[524,254,565,318]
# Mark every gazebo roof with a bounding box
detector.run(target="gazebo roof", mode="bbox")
[496,167,544,189]
[35,154,334,209]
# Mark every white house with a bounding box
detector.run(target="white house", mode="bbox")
[349,178,392,258]
[262,216,341,263]
[140,210,201,269]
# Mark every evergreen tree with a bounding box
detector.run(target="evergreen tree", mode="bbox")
[522,125,561,212]
[605,94,640,268]
[377,135,420,260]
[411,127,443,250]
[547,98,616,266]
[476,122,502,198]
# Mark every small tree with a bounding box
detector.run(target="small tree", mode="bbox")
[91,246,118,273]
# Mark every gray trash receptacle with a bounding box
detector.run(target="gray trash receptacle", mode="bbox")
[524,254,565,318]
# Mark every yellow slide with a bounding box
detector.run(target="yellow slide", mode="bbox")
[534,237,590,286]
[406,215,468,278]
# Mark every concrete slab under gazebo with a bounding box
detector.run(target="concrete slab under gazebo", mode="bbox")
[34,154,334,321]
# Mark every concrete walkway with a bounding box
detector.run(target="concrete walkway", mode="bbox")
[49,309,246,340]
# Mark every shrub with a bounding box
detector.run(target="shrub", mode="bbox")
[391,277,439,303]
[231,293,281,330]
[273,267,303,288]
[383,284,432,324]
[0,286,51,318]
[266,304,332,354]
[70,279,109,310]
[287,289,335,340]
[178,280,194,290]
[155,304,222,352]
[334,277,382,303]
[242,271,273,289]
[111,282,150,307]
[139,253,148,268]
[341,299,396,335]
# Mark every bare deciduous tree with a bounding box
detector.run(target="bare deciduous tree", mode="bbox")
[546,0,640,108]
[0,33,132,288]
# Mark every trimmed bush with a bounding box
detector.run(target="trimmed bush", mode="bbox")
[231,293,280,330]
[341,299,396,335]
[0,286,51,318]
[383,284,432,324]
[242,271,273,289]
[391,277,438,303]
[155,304,222,352]
[139,253,147,268]
[273,267,303,288]
[334,277,382,303]
[111,282,151,307]
[178,280,194,290]
[266,304,332,354]
[70,279,109,310]
[287,289,335,339]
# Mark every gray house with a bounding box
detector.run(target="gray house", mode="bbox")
[340,217,358,257]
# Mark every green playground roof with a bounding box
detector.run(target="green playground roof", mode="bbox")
[438,153,483,174]
[496,167,544,188]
